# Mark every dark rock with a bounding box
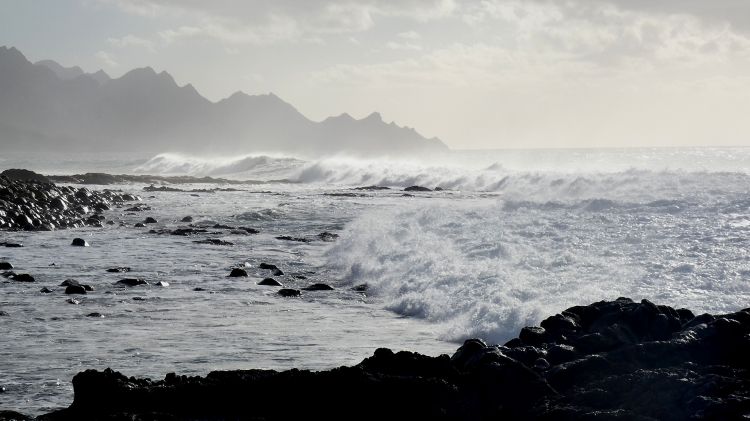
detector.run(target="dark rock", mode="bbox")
[278,288,301,297]
[39,287,53,293]
[132,297,146,301]
[65,285,87,295]
[116,278,147,287]
[404,185,432,192]
[12,273,35,282]
[193,238,234,246]
[181,216,193,223]
[352,283,369,292]
[60,279,92,291]
[434,187,444,191]
[258,278,283,286]
[276,235,312,243]
[258,263,282,275]
[106,267,131,273]
[143,217,158,224]
[317,231,339,242]
[303,283,334,291]
[229,268,248,277]
[71,238,89,247]
[353,185,390,190]
[153,281,170,287]
[0,262,12,270]
[1,168,50,183]
[86,312,104,318]
[193,287,207,291]
[0,410,31,420]
[134,223,146,228]
[3,243,23,247]
[0,311,8,316]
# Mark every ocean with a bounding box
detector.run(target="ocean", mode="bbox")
[1,147,750,415]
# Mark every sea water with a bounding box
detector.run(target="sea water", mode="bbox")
[1,147,749,415]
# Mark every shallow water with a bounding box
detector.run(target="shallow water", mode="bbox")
[1,147,750,415]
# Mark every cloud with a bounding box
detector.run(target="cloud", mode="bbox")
[95,50,119,67]
[107,34,157,52]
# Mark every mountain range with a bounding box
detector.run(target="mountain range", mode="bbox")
[0,46,447,156]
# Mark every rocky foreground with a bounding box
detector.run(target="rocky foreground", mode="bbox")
[0,298,739,420]
[0,169,139,230]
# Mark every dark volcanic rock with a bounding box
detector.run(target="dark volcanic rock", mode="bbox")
[2,242,23,247]
[0,262,12,270]
[258,263,284,276]
[193,238,234,246]
[228,268,248,277]
[0,410,31,420]
[38,298,750,421]
[116,278,147,287]
[71,238,89,247]
[86,312,104,318]
[303,283,334,291]
[275,235,312,243]
[143,217,158,224]
[0,173,138,232]
[404,185,432,192]
[278,288,301,297]
[65,285,87,295]
[12,273,35,283]
[258,278,282,286]
[181,216,193,222]
[1,168,50,183]
[106,267,131,273]
[317,231,339,242]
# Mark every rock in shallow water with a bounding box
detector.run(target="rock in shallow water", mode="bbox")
[12,273,34,283]
[116,278,147,287]
[70,238,89,247]
[0,262,12,270]
[278,288,301,297]
[258,278,282,286]
[64,285,87,295]
[228,268,248,277]
[303,283,334,291]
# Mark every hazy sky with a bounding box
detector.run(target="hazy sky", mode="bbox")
[2,0,750,149]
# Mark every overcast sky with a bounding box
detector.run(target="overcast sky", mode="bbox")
[2,0,750,149]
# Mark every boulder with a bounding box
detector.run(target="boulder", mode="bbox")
[12,273,35,283]
[404,185,432,192]
[0,262,12,270]
[65,285,87,295]
[258,278,282,286]
[144,217,158,224]
[303,283,334,291]
[278,288,301,297]
[229,268,248,277]
[106,267,131,273]
[71,238,89,247]
[116,278,147,287]
[181,216,193,223]
[0,169,50,183]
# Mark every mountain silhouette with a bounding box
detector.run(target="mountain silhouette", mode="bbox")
[0,46,447,156]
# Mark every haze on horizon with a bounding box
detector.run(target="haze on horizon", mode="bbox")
[1,0,750,150]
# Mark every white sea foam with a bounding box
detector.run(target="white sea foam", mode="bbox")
[133,152,304,179]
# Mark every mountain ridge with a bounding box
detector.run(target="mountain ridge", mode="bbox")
[0,46,448,156]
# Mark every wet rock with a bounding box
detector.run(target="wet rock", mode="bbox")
[39,287,53,293]
[229,268,248,277]
[0,262,12,270]
[181,216,193,223]
[153,281,169,287]
[258,278,282,286]
[132,297,146,301]
[65,285,87,295]
[116,278,147,287]
[71,238,89,247]
[404,185,432,192]
[134,223,146,228]
[143,217,158,224]
[86,312,104,318]
[1,168,50,183]
[317,232,339,242]
[0,311,8,316]
[353,185,390,190]
[275,235,312,243]
[303,283,334,291]
[193,238,234,246]
[106,267,131,273]
[193,287,207,292]
[1,271,16,278]
[2,243,23,248]
[66,298,80,305]
[60,280,93,291]
[259,263,283,276]
[12,273,35,283]
[278,288,301,297]
[0,410,31,420]
[352,283,368,292]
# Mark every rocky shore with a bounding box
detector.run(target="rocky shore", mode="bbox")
[4,298,741,420]
[0,169,139,231]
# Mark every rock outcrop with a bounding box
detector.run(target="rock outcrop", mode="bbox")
[36,298,750,420]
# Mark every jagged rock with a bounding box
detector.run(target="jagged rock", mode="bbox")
[258,278,282,286]
[193,238,234,246]
[275,235,312,243]
[317,232,339,242]
[106,267,131,273]
[37,299,750,421]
